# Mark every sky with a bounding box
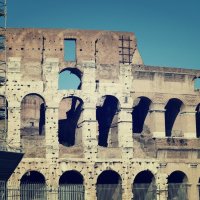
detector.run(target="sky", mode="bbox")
[6,0,200,89]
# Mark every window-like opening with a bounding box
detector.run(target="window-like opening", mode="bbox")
[132,97,151,134]
[59,170,84,199]
[58,96,83,147]
[21,94,45,136]
[165,98,183,137]
[0,96,8,135]
[64,39,76,61]
[96,170,122,200]
[167,171,188,200]
[196,104,200,138]
[20,171,46,200]
[58,68,82,90]
[194,77,200,90]
[132,170,156,200]
[96,95,120,147]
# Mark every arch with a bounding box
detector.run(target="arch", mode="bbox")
[165,98,184,137]
[59,170,84,184]
[59,170,84,199]
[194,77,200,90]
[167,171,188,200]
[132,97,152,134]
[58,96,83,147]
[20,93,45,136]
[96,170,122,200]
[20,171,46,200]
[196,104,200,138]
[96,95,120,147]
[58,68,82,90]
[132,170,156,200]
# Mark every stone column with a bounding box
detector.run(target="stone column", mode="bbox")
[180,106,196,138]
[118,108,133,159]
[149,103,166,138]
[156,171,168,200]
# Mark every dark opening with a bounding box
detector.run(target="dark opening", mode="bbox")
[58,68,82,90]
[196,104,200,138]
[97,170,121,184]
[96,95,119,147]
[165,98,183,137]
[20,171,45,184]
[21,94,45,136]
[64,39,76,61]
[132,97,151,133]
[58,96,83,147]
[97,170,122,200]
[133,171,156,200]
[59,170,83,184]
[167,171,188,200]
[0,96,8,133]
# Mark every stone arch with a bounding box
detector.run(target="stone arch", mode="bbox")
[167,171,188,200]
[132,96,152,134]
[59,170,84,184]
[165,98,184,137]
[20,93,46,136]
[196,104,200,138]
[132,170,156,200]
[96,170,122,200]
[58,96,83,147]
[194,76,200,90]
[20,170,46,200]
[58,67,82,90]
[96,95,120,147]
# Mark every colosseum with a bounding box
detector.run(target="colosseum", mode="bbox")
[0,28,200,200]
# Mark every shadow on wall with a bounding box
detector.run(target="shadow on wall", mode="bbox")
[58,96,83,147]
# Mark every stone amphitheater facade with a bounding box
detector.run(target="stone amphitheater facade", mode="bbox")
[1,28,200,199]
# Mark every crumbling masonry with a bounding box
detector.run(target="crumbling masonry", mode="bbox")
[1,28,200,199]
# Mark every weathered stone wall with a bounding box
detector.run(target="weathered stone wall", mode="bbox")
[1,28,200,200]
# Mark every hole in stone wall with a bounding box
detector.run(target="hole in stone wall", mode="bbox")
[59,170,83,184]
[20,171,46,184]
[165,98,183,137]
[0,96,8,135]
[196,104,200,138]
[194,77,200,90]
[64,39,76,61]
[21,94,45,136]
[58,96,83,147]
[96,95,120,147]
[132,97,151,134]
[58,68,82,90]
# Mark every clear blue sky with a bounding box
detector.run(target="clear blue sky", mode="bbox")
[7,0,200,70]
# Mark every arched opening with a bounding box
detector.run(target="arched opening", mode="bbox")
[96,170,122,200]
[167,171,188,200]
[96,95,120,147]
[165,98,183,137]
[194,77,200,90]
[132,97,151,134]
[20,171,46,200]
[198,178,200,199]
[0,95,8,140]
[59,170,84,199]
[21,94,45,136]
[58,96,83,147]
[132,170,156,200]
[196,104,200,138]
[58,68,82,90]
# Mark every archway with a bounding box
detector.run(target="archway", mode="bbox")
[96,95,120,147]
[58,68,82,90]
[96,170,122,200]
[20,171,46,200]
[132,170,156,200]
[165,98,183,137]
[132,97,152,134]
[21,94,45,136]
[196,104,200,138]
[58,96,83,147]
[0,95,8,137]
[59,170,84,199]
[167,171,188,200]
